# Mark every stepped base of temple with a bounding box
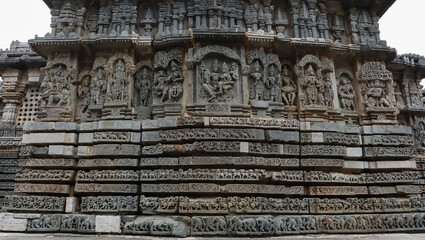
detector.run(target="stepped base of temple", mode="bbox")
[1,233,425,240]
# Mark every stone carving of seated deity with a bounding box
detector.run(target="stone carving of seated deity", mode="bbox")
[364,79,390,108]
[201,59,236,102]
[154,61,183,103]
[40,65,71,107]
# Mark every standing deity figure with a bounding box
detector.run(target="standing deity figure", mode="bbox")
[166,61,183,102]
[338,76,356,110]
[323,73,334,107]
[109,59,127,102]
[91,68,107,105]
[250,61,264,101]
[135,68,151,106]
[39,72,54,107]
[78,76,91,112]
[364,79,390,108]
[281,65,296,105]
[154,69,168,102]
[304,65,322,105]
[265,66,282,103]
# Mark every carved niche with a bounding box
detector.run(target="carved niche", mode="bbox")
[134,60,154,119]
[102,53,135,119]
[152,50,184,118]
[359,62,397,124]
[37,53,76,121]
[336,67,356,111]
[288,0,329,39]
[248,49,283,117]
[186,45,249,116]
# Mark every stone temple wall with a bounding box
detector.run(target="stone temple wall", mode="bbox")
[1,0,425,237]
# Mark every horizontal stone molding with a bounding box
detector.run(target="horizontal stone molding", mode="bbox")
[3,195,65,212]
[75,183,138,194]
[14,183,70,194]
[23,133,78,145]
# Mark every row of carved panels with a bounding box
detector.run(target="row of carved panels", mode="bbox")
[14,213,425,236]
[15,169,421,185]
[21,156,419,169]
[13,182,423,196]
[79,195,425,214]
[28,129,414,147]
[25,118,414,133]
[43,0,384,49]
[6,194,425,215]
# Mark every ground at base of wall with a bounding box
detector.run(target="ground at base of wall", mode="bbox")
[1,233,425,240]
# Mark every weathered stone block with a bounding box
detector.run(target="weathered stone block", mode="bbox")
[55,122,79,131]
[0,213,27,232]
[23,133,78,145]
[362,125,413,135]
[367,160,417,170]
[142,131,160,143]
[48,145,75,157]
[265,130,299,142]
[23,122,55,132]
[79,122,97,131]
[97,120,142,131]
[95,216,121,233]
[78,133,93,143]
[65,197,77,213]
[346,147,363,158]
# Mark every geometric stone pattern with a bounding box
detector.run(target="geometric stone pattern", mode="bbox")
[0,0,425,237]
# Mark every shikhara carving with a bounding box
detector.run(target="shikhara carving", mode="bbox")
[2,0,425,238]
